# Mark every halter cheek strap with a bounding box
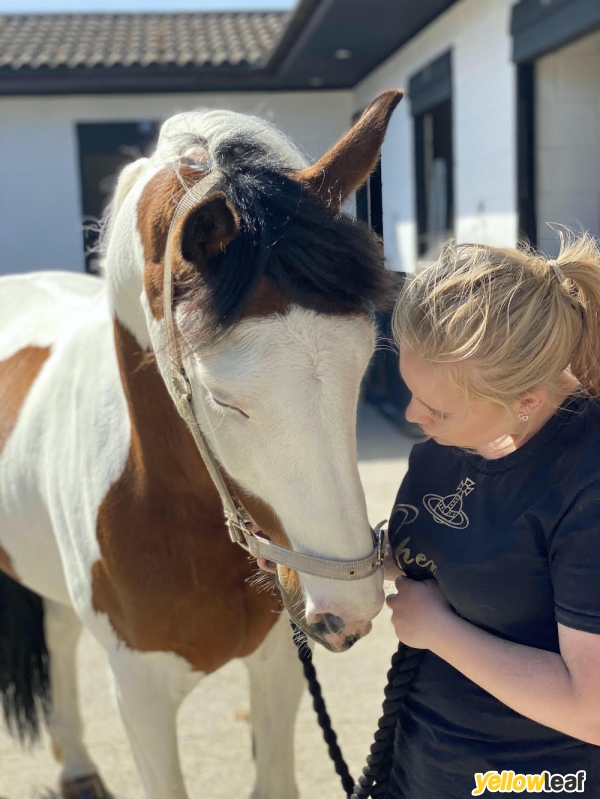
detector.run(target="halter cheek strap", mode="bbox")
[161,169,384,581]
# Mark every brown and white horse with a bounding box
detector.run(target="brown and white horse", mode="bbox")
[0,90,401,799]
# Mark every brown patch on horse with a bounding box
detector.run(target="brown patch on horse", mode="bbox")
[92,321,282,673]
[137,167,188,322]
[236,488,292,550]
[0,345,49,583]
[51,739,63,763]
[278,566,305,626]
[137,168,239,322]
[278,566,301,599]
[0,346,50,455]
[240,277,291,321]
[296,89,403,207]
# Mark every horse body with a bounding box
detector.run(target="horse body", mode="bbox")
[0,92,402,798]
[0,271,117,608]
[1,272,297,799]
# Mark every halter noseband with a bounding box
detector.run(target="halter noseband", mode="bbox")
[162,169,384,581]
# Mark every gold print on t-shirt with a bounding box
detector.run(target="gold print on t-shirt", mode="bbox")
[390,504,438,575]
[393,536,438,575]
[391,502,419,528]
[423,477,476,530]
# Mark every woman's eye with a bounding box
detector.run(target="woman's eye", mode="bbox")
[430,408,447,421]
[211,397,249,419]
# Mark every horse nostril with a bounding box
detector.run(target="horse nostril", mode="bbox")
[321,613,345,636]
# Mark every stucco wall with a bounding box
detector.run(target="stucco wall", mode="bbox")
[536,29,600,257]
[353,0,518,273]
[0,91,352,275]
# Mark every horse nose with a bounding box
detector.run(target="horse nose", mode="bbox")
[308,612,346,637]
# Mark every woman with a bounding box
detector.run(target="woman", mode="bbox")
[385,234,600,797]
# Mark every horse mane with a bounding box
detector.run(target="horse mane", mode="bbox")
[174,133,395,341]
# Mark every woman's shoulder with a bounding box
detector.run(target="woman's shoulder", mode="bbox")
[558,394,600,451]
[549,394,600,486]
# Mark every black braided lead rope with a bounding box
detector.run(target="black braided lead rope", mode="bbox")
[350,643,423,799]
[291,622,356,797]
[291,621,423,799]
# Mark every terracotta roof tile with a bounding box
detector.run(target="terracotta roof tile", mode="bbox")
[0,12,291,71]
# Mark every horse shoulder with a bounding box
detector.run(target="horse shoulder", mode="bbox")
[91,446,282,673]
[90,324,282,672]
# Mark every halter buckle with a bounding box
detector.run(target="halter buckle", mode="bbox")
[226,508,253,549]
[373,520,386,569]
[171,368,193,404]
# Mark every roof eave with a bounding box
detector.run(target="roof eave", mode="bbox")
[0,64,355,96]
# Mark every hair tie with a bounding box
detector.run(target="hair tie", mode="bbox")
[548,259,567,286]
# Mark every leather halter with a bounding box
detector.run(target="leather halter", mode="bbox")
[162,169,384,581]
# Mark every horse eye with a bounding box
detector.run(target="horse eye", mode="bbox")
[212,397,249,419]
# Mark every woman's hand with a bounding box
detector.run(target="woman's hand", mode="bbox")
[386,575,453,649]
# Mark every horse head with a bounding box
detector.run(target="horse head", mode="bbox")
[103,90,402,652]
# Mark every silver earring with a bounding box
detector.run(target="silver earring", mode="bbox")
[519,413,529,421]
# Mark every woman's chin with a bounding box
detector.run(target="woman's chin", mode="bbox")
[429,433,451,446]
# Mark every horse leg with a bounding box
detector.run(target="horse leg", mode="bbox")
[107,646,200,799]
[44,599,112,798]
[243,610,306,799]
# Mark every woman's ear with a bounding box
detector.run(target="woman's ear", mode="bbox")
[519,389,547,418]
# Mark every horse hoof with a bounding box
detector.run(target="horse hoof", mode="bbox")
[60,774,113,799]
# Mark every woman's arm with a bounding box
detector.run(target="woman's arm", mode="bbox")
[387,577,600,745]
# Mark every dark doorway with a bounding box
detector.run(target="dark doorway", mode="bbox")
[357,160,418,436]
[516,63,537,246]
[77,121,158,274]
[414,97,454,260]
[356,159,383,237]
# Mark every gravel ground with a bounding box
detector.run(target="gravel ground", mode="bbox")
[0,403,414,799]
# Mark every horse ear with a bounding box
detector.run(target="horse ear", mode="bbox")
[178,191,239,268]
[296,89,403,208]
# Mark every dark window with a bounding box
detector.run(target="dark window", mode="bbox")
[413,98,454,258]
[409,51,454,262]
[356,158,383,238]
[516,62,537,246]
[77,121,158,274]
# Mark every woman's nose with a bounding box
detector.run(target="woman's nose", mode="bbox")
[405,398,422,425]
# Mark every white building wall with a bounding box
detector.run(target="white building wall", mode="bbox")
[353,0,518,272]
[0,91,352,275]
[536,29,600,256]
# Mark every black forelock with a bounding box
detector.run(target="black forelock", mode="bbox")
[175,136,396,340]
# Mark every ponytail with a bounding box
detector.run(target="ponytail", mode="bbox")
[555,232,600,399]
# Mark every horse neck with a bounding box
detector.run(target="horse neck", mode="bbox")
[103,218,154,352]
[112,317,220,511]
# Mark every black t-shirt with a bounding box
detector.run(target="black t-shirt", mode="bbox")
[386,395,600,798]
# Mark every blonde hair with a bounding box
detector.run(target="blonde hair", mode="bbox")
[392,232,600,407]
